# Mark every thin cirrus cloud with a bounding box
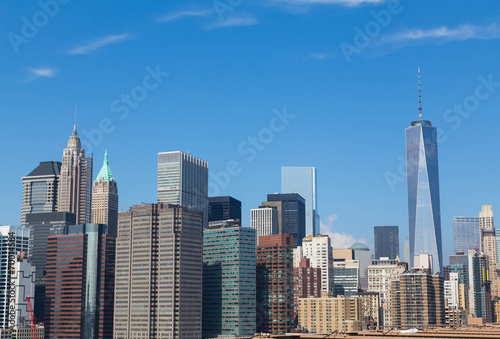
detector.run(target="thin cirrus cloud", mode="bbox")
[206,16,259,30]
[158,9,212,22]
[22,67,57,82]
[270,0,387,6]
[67,34,130,55]
[381,23,500,45]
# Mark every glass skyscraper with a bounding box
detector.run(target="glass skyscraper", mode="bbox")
[453,216,480,254]
[406,107,443,274]
[374,226,399,260]
[281,166,319,236]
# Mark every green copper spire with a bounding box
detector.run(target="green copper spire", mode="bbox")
[95,149,115,183]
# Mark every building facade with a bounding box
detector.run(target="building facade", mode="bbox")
[333,259,359,297]
[91,149,118,236]
[302,234,334,293]
[374,226,399,260]
[21,161,61,227]
[113,203,203,338]
[202,225,256,337]
[157,151,208,227]
[57,126,93,225]
[453,217,480,254]
[0,226,30,329]
[266,193,306,247]
[468,249,492,322]
[250,207,278,245]
[256,234,294,335]
[45,224,115,339]
[293,258,321,321]
[207,196,241,223]
[352,243,372,291]
[281,166,319,236]
[406,109,443,273]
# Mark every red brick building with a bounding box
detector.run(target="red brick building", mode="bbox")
[293,258,321,321]
[257,234,294,334]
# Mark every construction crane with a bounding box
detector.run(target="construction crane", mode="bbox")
[26,296,38,339]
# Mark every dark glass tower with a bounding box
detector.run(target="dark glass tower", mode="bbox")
[208,196,242,222]
[374,226,399,259]
[406,70,443,274]
[266,193,306,247]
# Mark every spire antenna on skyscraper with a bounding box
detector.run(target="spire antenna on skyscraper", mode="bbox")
[418,68,422,121]
[74,106,77,130]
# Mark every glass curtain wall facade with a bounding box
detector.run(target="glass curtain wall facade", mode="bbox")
[281,167,319,236]
[453,217,480,254]
[406,119,443,274]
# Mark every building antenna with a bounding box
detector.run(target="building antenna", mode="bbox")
[74,106,77,129]
[418,68,422,121]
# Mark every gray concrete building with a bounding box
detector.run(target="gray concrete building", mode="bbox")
[113,203,203,339]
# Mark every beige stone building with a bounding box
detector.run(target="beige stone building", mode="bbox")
[298,294,361,333]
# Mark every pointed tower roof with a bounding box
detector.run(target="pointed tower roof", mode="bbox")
[95,149,115,183]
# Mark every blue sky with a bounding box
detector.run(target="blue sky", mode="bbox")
[1,0,500,263]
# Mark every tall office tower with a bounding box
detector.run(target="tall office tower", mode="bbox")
[25,212,76,322]
[333,259,359,297]
[0,226,30,329]
[444,273,460,309]
[453,217,480,253]
[302,234,334,293]
[157,151,208,227]
[91,149,118,236]
[208,196,241,223]
[266,193,306,247]
[298,295,361,333]
[367,257,408,327]
[256,234,294,335]
[114,203,203,338]
[391,270,444,329]
[202,224,256,338]
[374,226,399,260]
[468,250,492,322]
[45,223,115,339]
[12,253,36,329]
[57,126,93,224]
[21,161,61,227]
[352,243,372,291]
[406,72,443,274]
[403,237,410,263]
[479,205,494,229]
[250,207,278,245]
[293,258,321,321]
[281,166,319,236]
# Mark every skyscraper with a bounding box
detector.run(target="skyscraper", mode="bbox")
[404,236,410,264]
[250,206,278,245]
[25,212,76,322]
[266,193,306,247]
[45,223,115,339]
[256,234,294,335]
[302,234,335,293]
[293,258,321,321]
[0,226,30,329]
[374,226,399,260]
[478,205,500,298]
[113,203,203,338]
[208,196,242,223]
[21,161,61,227]
[406,71,443,274]
[453,217,480,254]
[91,149,118,236]
[479,205,494,230]
[281,166,319,236]
[203,224,256,337]
[157,151,208,227]
[352,243,372,291]
[333,259,359,297]
[468,249,492,321]
[57,126,93,225]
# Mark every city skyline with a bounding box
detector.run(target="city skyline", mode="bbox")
[2,2,500,266]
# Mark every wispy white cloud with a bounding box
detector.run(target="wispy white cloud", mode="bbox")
[382,23,500,45]
[306,52,335,60]
[159,9,212,22]
[319,213,371,250]
[270,0,387,7]
[67,34,130,55]
[22,67,57,82]
[207,16,259,30]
